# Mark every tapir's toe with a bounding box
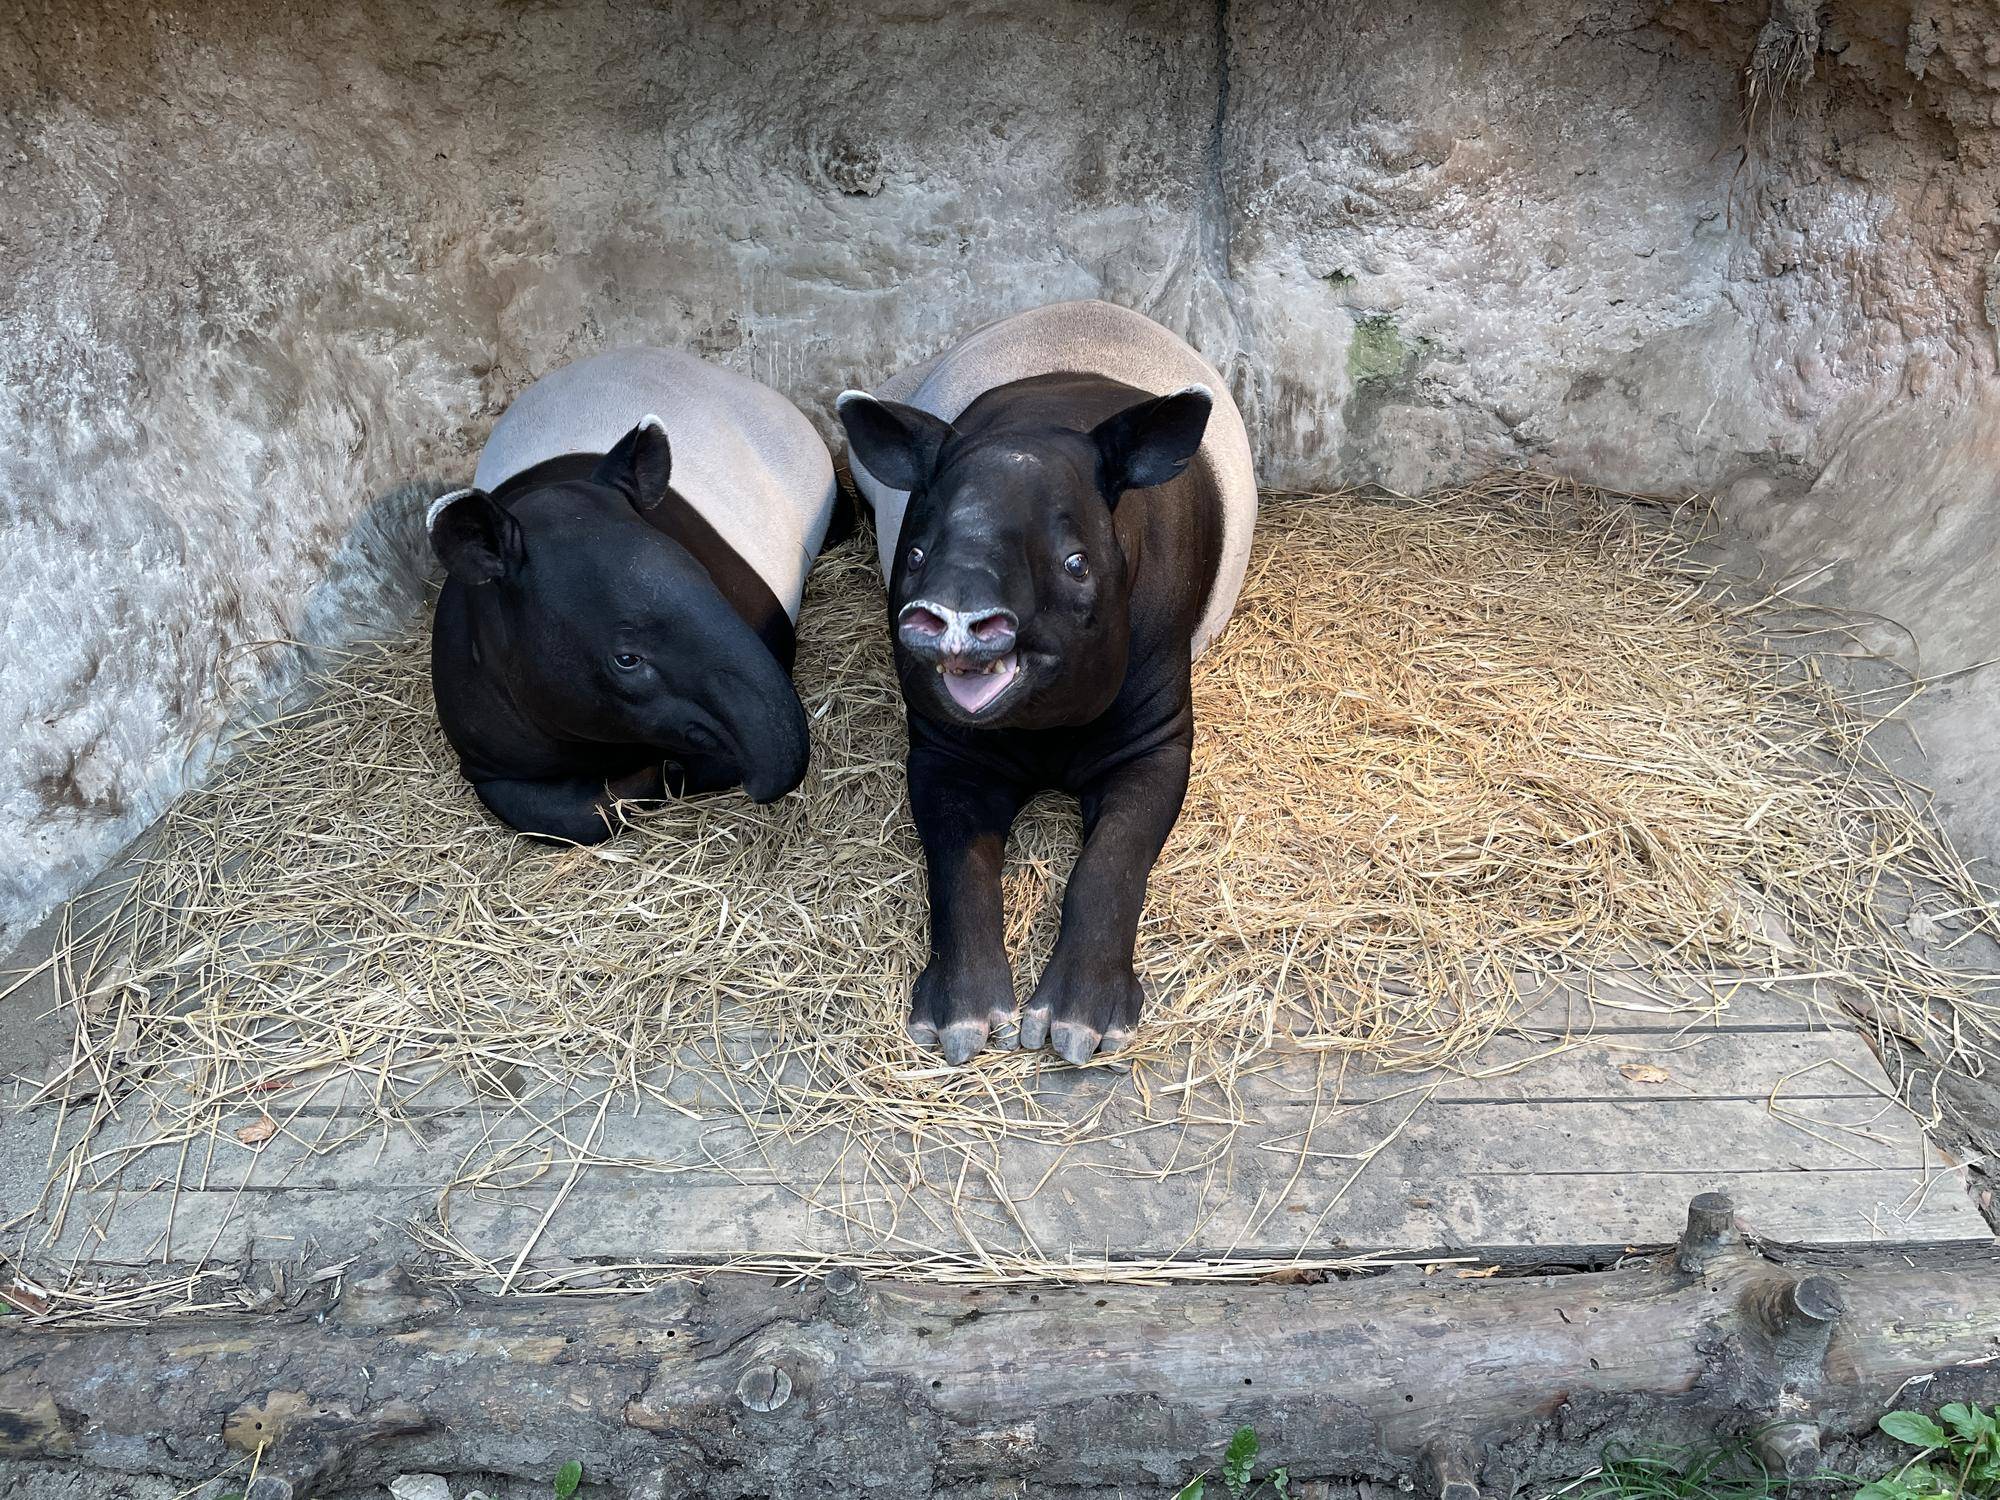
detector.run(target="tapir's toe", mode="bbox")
[1049,1019,1104,1067]
[940,1018,992,1065]
[1016,1004,1053,1052]
[906,1016,941,1051]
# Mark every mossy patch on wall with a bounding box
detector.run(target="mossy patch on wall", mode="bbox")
[1347,312,1434,387]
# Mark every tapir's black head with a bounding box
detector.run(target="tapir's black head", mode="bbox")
[429,418,809,802]
[836,384,1212,730]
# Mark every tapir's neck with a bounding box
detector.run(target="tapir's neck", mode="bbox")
[482,453,797,670]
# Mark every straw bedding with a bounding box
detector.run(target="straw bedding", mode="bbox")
[14,476,1999,1293]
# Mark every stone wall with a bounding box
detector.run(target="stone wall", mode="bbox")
[2,0,1995,946]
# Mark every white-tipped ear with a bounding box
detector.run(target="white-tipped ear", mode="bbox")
[1091,384,1213,500]
[426,487,477,536]
[638,413,668,435]
[834,391,955,492]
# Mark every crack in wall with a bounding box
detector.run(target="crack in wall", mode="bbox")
[1200,0,1234,287]
[1196,0,1259,431]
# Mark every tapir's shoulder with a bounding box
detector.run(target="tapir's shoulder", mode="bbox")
[473,347,837,622]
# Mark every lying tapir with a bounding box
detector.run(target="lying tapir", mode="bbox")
[839,300,1257,1064]
[428,348,838,842]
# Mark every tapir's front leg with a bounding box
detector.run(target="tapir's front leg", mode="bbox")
[473,765,663,845]
[907,743,1029,1064]
[1021,738,1192,1065]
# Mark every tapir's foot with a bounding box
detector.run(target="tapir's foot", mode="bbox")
[908,959,1017,1065]
[1020,953,1145,1065]
[661,754,739,798]
[604,764,668,803]
[473,776,623,845]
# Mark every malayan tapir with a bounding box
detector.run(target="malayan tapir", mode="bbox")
[428,348,838,842]
[838,300,1257,1065]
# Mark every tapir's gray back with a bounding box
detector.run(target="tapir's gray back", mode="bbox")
[474,348,837,620]
[849,301,1257,658]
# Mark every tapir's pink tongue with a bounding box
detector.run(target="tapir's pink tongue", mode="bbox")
[941,652,1020,714]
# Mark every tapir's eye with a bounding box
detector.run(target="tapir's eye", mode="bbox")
[1064,552,1089,580]
[906,545,925,572]
[612,652,642,671]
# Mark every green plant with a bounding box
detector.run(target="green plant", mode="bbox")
[1174,1426,1290,1499]
[1554,1436,1821,1500]
[1863,1403,2000,1500]
[553,1458,584,1499]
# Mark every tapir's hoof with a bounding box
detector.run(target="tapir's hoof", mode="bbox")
[908,962,1017,1065]
[940,1018,991,1065]
[1049,1020,1103,1066]
[1047,1020,1135,1065]
[1024,957,1145,1065]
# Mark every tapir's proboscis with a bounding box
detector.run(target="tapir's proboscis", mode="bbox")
[841,300,1258,1064]
[429,348,837,843]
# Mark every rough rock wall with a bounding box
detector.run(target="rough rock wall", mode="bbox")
[0,0,1215,946]
[2,0,1995,947]
[1216,0,2000,855]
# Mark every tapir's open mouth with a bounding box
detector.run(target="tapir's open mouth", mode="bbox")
[937,650,1020,715]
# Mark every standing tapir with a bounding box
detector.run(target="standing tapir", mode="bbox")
[838,300,1257,1065]
[428,348,837,842]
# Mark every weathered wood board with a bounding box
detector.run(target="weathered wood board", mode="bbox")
[2,942,1988,1282]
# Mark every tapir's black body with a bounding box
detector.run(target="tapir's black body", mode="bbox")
[428,348,837,843]
[841,369,1230,1064]
[430,446,804,848]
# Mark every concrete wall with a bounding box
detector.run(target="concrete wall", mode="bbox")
[3,0,1996,946]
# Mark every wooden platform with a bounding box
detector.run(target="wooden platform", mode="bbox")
[1,938,1989,1290]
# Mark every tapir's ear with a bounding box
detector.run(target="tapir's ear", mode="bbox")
[835,391,955,492]
[1091,384,1213,503]
[428,487,522,585]
[594,414,673,510]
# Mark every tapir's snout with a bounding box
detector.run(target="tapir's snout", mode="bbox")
[712,662,810,805]
[898,600,1018,662]
[738,734,807,804]
[897,599,1025,717]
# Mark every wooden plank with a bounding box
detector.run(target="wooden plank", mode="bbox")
[11,1180,815,1268]
[26,1025,1903,1206]
[1042,1026,1898,1113]
[9,1013,1982,1274]
[424,1091,1987,1266]
[434,1165,1985,1266]
[22,1104,1986,1272]
[1498,968,1844,1034]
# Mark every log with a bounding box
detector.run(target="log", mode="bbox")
[2,1235,1998,1499]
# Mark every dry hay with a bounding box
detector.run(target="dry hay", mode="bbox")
[10,475,1998,1294]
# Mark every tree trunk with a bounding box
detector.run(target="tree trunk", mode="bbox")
[3,1236,1997,1499]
